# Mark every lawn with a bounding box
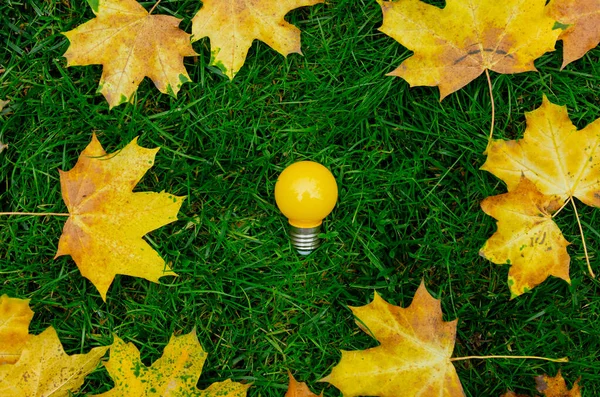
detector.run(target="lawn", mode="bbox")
[1,0,600,395]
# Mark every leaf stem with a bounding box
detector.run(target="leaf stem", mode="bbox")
[149,0,162,14]
[484,69,495,152]
[0,212,69,217]
[570,197,595,277]
[450,355,568,363]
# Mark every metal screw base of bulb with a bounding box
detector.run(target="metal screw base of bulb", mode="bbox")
[289,225,321,255]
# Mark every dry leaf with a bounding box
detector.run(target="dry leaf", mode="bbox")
[0,327,108,397]
[535,370,581,396]
[0,99,8,111]
[480,177,570,297]
[547,0,600,68]
[286,371,322,397]
[500,392,529,397]
[0,295,33,364]
[93,329,250,396]
[63,0,197,108]
[191,0,323,79]
[56,134,184,301]
[482,95,600,207]
[501,371,582,397]
[321,281,464,397]
[377,0,561,99]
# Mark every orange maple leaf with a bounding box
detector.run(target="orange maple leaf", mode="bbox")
[0,295,33,364]
[479,177,570,297]
[93,330,250,396]
[0,327,108,397]
[547,0,600,68]
[535,371,581,397]
[63,0,197,108]
[501,370,582,397]
[321,282,464,397]
[191,0,323,79]
[56,134,184,301]
[377,0,561,99]
[286,371,322,397]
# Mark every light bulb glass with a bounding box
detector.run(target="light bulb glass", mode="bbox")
[274,161,338,228]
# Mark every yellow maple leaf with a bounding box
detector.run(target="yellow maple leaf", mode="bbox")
[0,327,108,397]
[377,0,561,99]
[191,0,323,79]
[55,134,184,301]
[63,0,197,108]
[286,371,322,397]
[321,282,464,397]
[0,295,33,364]
[482,95,600,207]
[535,370,581,397]
[480,177,570,297]
[547,0,600,68]
[93,329,250,396]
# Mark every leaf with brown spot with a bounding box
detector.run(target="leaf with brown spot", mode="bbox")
[320,281,465,397]
[0,295,33,365]
[191,0,323,79]
[377,0,562,99]
[479,177,570,297]
[0,327,108,397]
[535,371,581,396]
[501,371,582,397]
[55,134,184,301]
[63,0,197,108]
[92,330,250,397]
[547,0,600,68]
[285,371,322,397]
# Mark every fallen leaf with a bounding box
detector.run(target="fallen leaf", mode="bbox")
[286,371,322,397]
[482,95,600,207]
[501,371,582,397]
[535,370,581,396]
[93,329,250,396]
[63,0,197,108]
[0,295,33,364]
[191,0,323,79]
[56,134,184,300]
[377,0,561,99]
[547,0,600,68]
[480,177,570,297]
[321,281,465,397]
[0,327,108,397]
[500,392,529,397]
[0,99,8,111]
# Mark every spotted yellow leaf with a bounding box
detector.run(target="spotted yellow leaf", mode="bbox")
[93,330,250,397]
[480,177,570,297]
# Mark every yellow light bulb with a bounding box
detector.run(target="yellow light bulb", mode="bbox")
[275,161,338,255]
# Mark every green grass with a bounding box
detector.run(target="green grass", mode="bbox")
[1,0,600,395]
